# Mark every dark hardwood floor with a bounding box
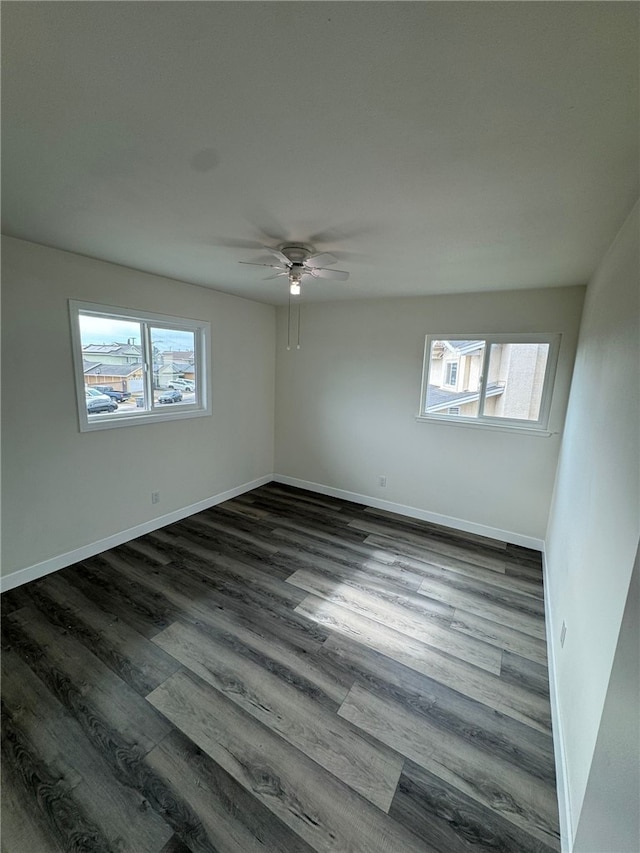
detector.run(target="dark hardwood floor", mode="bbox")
[1,482,560,852]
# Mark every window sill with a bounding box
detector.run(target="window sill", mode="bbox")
[80,407,210,432]
[415,415,556,437]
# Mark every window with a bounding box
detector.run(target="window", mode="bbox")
[419,334,560,431]
[70,301,211,431]
[445,362,458,386]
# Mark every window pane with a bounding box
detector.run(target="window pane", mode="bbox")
[79,314,146,415]
[483,343,550,421]
[425,339,486,418]
[150,327,197,407]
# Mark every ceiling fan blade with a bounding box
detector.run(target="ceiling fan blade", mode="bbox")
[262,246,291,266]
[310,267,350,281]
[263,271,288,280]
[239,261,286,270]
[305,252,337,268]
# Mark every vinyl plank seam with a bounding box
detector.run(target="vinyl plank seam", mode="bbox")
[337,683,560,849]
[108,554,332,656]
[3,613,173,784]
[451,608,548,667]
[131,728,226,853]
[150,621,404,813]
[317,637,556,785]
[389,759,559,853]
[2,647,176,853]
[145,729,318,853]
[417,585,547,642]
[287,570,503,675]
[146,668,431,853]
[1,699,117,853]
[297,593,553,734]
[155,614,351,710]
[17,580,182,698]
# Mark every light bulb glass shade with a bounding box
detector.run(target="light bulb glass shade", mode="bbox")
[289,282,301,295]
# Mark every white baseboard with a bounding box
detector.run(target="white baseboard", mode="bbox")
[542,549,574,853]
[0,475,272,593]
[273,474,544,551]
[1,471,544,588]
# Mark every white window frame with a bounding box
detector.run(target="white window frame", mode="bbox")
[70,300,211,432]
[418,333,561,433]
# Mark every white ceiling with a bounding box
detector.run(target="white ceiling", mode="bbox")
[2,2,638,305]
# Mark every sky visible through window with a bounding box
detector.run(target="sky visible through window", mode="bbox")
[79,315,194,351]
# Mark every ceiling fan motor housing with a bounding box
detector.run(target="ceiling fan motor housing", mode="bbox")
[278,244,313,264]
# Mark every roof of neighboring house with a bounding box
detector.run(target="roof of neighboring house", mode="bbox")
[158,360,193,374]
[442,340,485,355]
[425,382,503,412]
[84,362,143,377]
[83,342,142,356]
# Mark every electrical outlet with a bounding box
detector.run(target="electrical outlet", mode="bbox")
[151,491,160,505]
[560,621,567,647]
[379,475,387,487]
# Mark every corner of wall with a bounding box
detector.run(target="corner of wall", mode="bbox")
[542,548,574,852]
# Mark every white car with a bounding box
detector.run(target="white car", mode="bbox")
[167,379,194,392]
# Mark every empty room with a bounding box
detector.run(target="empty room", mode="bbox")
[1,3,638,853]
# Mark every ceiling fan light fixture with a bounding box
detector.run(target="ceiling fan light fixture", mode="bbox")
[289,271,302,295]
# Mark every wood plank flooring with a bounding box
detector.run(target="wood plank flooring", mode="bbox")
[1,482,560,852]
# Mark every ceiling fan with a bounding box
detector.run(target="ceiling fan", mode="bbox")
[239,244,349,295]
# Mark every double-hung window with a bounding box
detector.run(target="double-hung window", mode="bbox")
[419,334,560,431]
[70,300,211,431]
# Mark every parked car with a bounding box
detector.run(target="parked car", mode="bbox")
[93,385,131,403]
[85,390,117,413]
[157,389,183,404]
[167,379,194,392]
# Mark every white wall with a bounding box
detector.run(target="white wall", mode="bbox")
[1,237,276,580]
[572,548,639,853]
[545,202,639,850]
[275,286,584,545]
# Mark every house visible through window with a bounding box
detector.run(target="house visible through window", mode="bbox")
[419,334,560,430]
[70,301,211,431]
